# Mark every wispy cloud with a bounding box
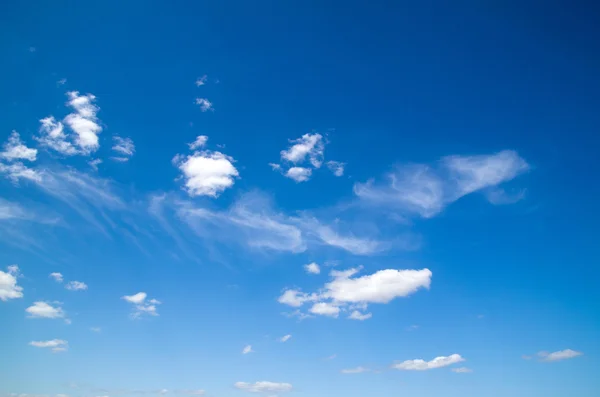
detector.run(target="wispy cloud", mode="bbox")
[392,354,464,370]
[174,150,239,197]
[112,137,135,161]
[1,131,37,162]
[234,382,292,393]
[122,292,161,319]
[25,301,66,319]
[536,349,582,362]
[195,98,213,112]
[29,339,68,353]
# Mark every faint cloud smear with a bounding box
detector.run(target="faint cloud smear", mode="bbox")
[29,339,68,353]
[393,354,464,370]
[234,381,292,393]
[304,262,320,274]
[195,98,213,112]
[65,281,88,291]
[195,75,208,86]
[326,160,345,177]
[537,349,582,362]
[174,150,239,197]
[0,265,24,301]
[279,334,292,342]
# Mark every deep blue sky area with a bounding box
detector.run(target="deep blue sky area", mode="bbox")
[0,1,599,397]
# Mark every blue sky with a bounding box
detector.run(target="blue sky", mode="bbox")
[1,1,599,396]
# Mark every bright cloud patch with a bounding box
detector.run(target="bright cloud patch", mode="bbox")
[25,301,65,319]
[0,265,23,301]
[234,381,292,393]
[279,334,292,342]
[112,136,135,161]
[272,133,326,182]
[242,345,253,354]
[122,292,161,319]
[29,339,68,353]
[279,267,431,320]
[189,135,208,150]
[195,98,213,112]
[304,262,320,274]
[1,131,37,161]
[452,367,473,373]
[285,166,312,182]
[537,349,583,362]
[354,150,529,218]
[64,91,103,153]
[393,354,465,370]
[65,281,88,291]
[175,150,239,197]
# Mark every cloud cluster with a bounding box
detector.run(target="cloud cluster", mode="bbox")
[272,132,337,183]
[304,262,320,274]
[354,150,529,217]
[0,132,40,182]
[65,281,88,291]
[0,265,23,301]
[392,354,464,370]
[279,266,432,320]
[29,339,68,353]
[122,292,161,319]
[242,345,253,354]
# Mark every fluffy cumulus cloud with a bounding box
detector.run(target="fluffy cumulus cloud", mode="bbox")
[65,281,88,291]
[25,301,66,319]
[285,166,312,182]
[326,160,345,177]
[234,381,292,393]
[452,367,473,373]
[29,339,68,353]
[393,354,465,370]
[37,116,78,155]
[537,349,583,362]
[0,265,24,301]
[174,149,239,197]
[304,262,320,274]
[122,292,161,319]
[354,150,529,218]
[1,131,37,161]
[271,133,327,182]
[279,267,431,320]
[112,136,135,161]
[195,75,208,87]
[189,135,208,150]
[49,272,64,283]
[195,98,213,112]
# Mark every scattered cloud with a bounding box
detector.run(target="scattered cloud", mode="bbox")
[279,267,431,320]
[1,131,37,161]
[279,334,292,343]
[25,301,66,319]
[325,354,337,360]
[326,161,345,177]
[285,167,312,182]
[112,137,135,160]
[354,150,529,218]
[189,135,208,150]
[392,354,465,371]
[341,366,370,374]
[280,133,324,167]
[122,292,161,319]
[63,91,103,153]
[89,158,102,170]
[0,161,42,183]
[452,367,473,373]
[174,150,239,197]
[304,262,320,274]
[195,75,208,87]
[49,272,64,283]
[65,281,88,291]
[537,349,583,362]
[29,339,68,353]
[57,78,67,86]
[195,98,213,112]
[0,265,24,301]
[242,345,254,354]
[234,382,292,393]
[37,116,78,155]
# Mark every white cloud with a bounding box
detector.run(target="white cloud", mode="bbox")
[189,135,208,150]
[452,367,473,373]
[348,311,372,321]
[64,91,102,153]
[279,334,292,343]
[242,345,254,354]
[0,265,24,301]
[65,281,88,291]
[49,272,64,283]
[29,339,68,353]
[304,221,386,255]
[1,131,37,161]
[304,262,320,274]
[112,136,135,159]
[26,301,65,319]
[234,382,292,393]
[179,390,205,396]
[0,162,42,183]
[326,161,345,177]
[280,133,324,167]
[89,158,102,170]
[174,150,239,197]
[195,98,213,112]
[279,267,431,320]
[122,292,161,318]
[309,302,340,318]
[284,167,312,182]
[354,150,529,218]
[341,366,370,374]
[37,116,78,155]
[57,78,67,85]
[393,354,465,370]
[195,75,208,87]
[538,349,583,362]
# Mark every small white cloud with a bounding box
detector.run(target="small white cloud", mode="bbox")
[49,272,64,283]
[280,133,324,167]
[189,135,208,150]
[348,311,372,321]
[112,136,135,159]
[1,131,37,161]
[89,158,102,170]
[452,367,473,373]
[285,167,312,182]
[341,366,370,374]
[195,98,213,112]
[65,281,88,291]
[326,161,345,177]
[179,390,205,396]
[26,301,65,319]
[195,75,208,87]
[309,302,340,318]
[537,349,582,362]
[234,382,292,393]
[242,345,254,354]
[29,339,68,353]
[37,116,78,155]
[393,354,465,371]
[0,265,24,301]
[64,91,103,153]
[279,334,292,343]
[57,78,67,86]
[0,161,42,183]
[304,262,320,274]
[122,292,161,319]
[174,150,239,197]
